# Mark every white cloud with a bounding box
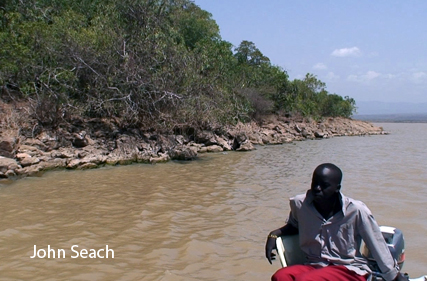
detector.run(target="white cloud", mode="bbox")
[383,73,397,79]
[347,70,427,84]
[365,71,381,80]
[411,72,427,83]
[367,52,379,58]
[313,63,327,70]
[331,47,361,57]
[347,74,358,82]
[347,71,381,82]
[325,72,340,80]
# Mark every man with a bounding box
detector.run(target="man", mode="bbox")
[265,163,407,281]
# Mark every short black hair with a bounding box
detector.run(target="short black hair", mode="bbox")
[314,163,343,184]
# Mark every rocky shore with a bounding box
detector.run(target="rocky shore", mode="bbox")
[0,115,386,181]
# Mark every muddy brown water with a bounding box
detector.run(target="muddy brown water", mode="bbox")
[0,123,426,280]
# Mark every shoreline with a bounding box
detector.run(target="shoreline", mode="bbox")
[0,116,387,182]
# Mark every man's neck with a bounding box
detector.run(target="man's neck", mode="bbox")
[314,194,341,220]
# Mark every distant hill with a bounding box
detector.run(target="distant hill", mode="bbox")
[355,101,427,115]
[353,113,427,123]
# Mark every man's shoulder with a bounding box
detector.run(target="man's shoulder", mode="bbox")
[343,195,372,213]
[290,193,307,202]
[289,193,308,208]
[344,195,366,206]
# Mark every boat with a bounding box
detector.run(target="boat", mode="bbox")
[275,226,426,281]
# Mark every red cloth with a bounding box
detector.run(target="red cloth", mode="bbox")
[271,265,368,281]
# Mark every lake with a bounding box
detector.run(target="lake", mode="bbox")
[0,122,426,280]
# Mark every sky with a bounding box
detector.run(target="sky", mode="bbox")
[193,0,427,109]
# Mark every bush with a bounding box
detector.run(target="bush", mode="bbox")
[0,0,357,133]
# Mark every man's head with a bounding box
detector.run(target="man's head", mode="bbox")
[311,163,343,203]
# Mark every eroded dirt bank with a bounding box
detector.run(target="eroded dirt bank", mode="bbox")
[0,115,386,181]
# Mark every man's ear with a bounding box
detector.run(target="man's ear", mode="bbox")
[336,184,342,192]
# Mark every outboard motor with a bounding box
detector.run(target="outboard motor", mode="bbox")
[361,226,405,280]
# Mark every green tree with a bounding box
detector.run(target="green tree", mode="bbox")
[0,0,358,132]
[174,2,220,49]
[234,40,270,66]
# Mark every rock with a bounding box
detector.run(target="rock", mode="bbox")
[113,134,140,157]
[198,147,208,153]
[77,163,98,170]
[105,156,120,166]
[314,131,325,138]
[279,136,294,143]
[22,138,48,151]
[232,132,248,150]
[66,155,106,169]
[87,155,107,165]
[236,140,255,151]
[0,136,17,157]
[175,135,186,145]
[301,130,309,138]
[17,145,43,157]
[16,165,42,177]
[72,131,88,148]
[39,158,67,170]
[19,156,41,167]
[51,149,75,159]
[16,153,32,160]
[274,125,284,134]
[248,132,264,145]
[37,131,62,151]
[188,146,199,154]
[0,157,20,173]
[169,145,198,160]
[117,158,135,165]
[136,152,151,163]
[149,153,170,164]
[196,130,216,145]
[294,125,303,133]
[5,169,16,177]
[188,142,202,149]
[67,159,85,169]
[77,151,88,158]
[215,136,232,151]
[137,142,152,152]
[206,145,223,153]
[261,134,272,145]
[235,132,247,144]
[0,112,387,179]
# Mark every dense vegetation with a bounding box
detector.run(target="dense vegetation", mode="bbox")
[0,0,356,132]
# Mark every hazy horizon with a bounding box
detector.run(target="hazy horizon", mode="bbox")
[355,100,427,115]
